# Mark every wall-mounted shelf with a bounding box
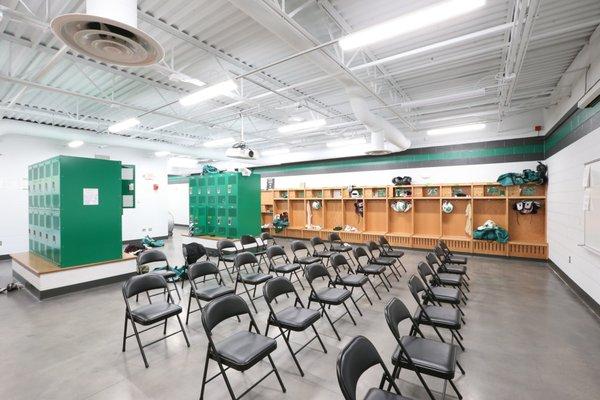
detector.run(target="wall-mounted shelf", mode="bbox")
[262,182,547,260]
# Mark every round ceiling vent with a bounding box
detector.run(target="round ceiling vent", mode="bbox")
[51,14,164,67]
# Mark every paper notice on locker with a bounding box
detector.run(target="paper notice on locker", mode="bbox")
[83,188,99,205]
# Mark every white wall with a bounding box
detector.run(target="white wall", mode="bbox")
[261,160,539,189]
[546,127,600,305]
[0,135,169,256]
[167,183,189,225]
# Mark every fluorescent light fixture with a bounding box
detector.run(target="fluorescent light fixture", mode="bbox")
[67,140,84,148]
[427,123,486,136]
[179,80,238,107]
[399,89,486,109]
[339,0,486,51]
[204,137,236,148]
[108,117,140,133]
[278,119,326,134]
[326,137,367,148]
[154,150,171,157]
[262,147,290,156]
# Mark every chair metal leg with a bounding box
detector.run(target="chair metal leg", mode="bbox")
[176,314,191,347]
[170,279,182,300]
[319,304,341,340]
[342,301,357,325]
[367,276,382,299]
[278,327,304,376]
[130,319,149,368]
[185,293,192,325]
[163,317,168,335]
[241,281,258,313]
[398,258,407,273]
[383,273,393,289]
[415,371,437,400]
[267,354,287,393]
[448,379,463,399]
[349,288,363,316]
[215,357,237,400]
[293,270,305,290]
[199,349,210,400]
[456,360,466,375]
[387,364,399,391]
[360,285,373,305]
[122,314,128,352]
[311,325,327,353]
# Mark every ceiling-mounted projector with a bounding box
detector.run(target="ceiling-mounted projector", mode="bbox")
[226,142,257,160]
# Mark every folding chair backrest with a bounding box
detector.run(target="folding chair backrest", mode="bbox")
[182,242,207,266]
[266,245,286,260]
[263,276,295,304]
[426,252,440,268]
[417,261,434,281]
[384,297,412,340]
[353,246,369,262]
[260,231,276,246]
[310,236,326,250]
[304,262,330,284]
[217,239,236,253]
[378,235,390,247]
[240,235,257,248]
[330,253,348,269]
[408,275,426,304]
[188,261,220,281]
[291,240,308,254]
[202,294,251,333]
[329,232,342,243]
[234,251,258,269]
[439,240,450,253]
[337,335,386,400]
[434,246,447,262]
[137,249,168,267]
[123,274,167,299]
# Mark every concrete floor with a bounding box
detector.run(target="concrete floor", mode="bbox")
[1,230,599,400]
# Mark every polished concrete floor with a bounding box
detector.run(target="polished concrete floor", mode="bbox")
[1,230,599,400]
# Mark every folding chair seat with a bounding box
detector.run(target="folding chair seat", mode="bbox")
[290,240,321,265]
[121,274,190,368]
[263,277,327,376]
[378,236,407,273]
[366,241,400,281]
[421,258,468,307]
[329,232,355,265]
[337,335,413,400]
[439,240,468,265]
[199,295,286,400]
[304,262,357,341]
[186,260,235,324]
[234,252,273,313]
[384,297,465,400]
[426,253,469,300]
[434,245,470,284]
[330,253,376,308]
[354,246,391,295]
[136,249,181,300]
[266,245,304,289]
[408,276,464,351]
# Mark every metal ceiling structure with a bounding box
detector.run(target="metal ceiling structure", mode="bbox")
[0,0,599,162]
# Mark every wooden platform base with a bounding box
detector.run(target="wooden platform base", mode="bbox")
[11,252,136,300]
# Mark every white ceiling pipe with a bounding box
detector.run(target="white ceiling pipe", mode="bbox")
[346,85,411,152]
[0,120,234,161]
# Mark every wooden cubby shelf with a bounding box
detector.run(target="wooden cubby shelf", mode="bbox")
[262,182,548,260]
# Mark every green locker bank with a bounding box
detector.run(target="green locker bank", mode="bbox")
[28,156,123,267]
[189,172,261,238]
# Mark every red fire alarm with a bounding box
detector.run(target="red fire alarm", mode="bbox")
[153,183,159,191]
[534,125,543,132]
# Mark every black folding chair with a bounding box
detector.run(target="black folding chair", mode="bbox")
[379,236,408,273]
[337,335,413,400]
[330,253,374,309]
[182,242,209,289]
[434,245,470,283]
[304,262,356,341]
[329,232,355,266]
[310,236,336,266]
[217,239,238,281]
[384,297,464,400]
[186,261,235,324]
[417,261,466,315]
[240,234,267,267]
[136,249,181,300]
[438,240,470,271]
[121,274,190,368]
[266,245,305,289]
[260,231,278,248]
[426,253,469,300]
[233,252,273,313]
[366,241,401,282]
[263,277,327,376]
[290,240,321,266]
[354,246,392,293]
[408,275,465,351]
[199,294,286,400]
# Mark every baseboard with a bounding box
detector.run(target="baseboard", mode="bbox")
[548,259,600,320]
[13,270,136,300]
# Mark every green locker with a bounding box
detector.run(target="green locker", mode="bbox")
[188,172,260,238]
[28,156,123,267]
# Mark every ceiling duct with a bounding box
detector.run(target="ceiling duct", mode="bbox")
[51,0,164,67]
